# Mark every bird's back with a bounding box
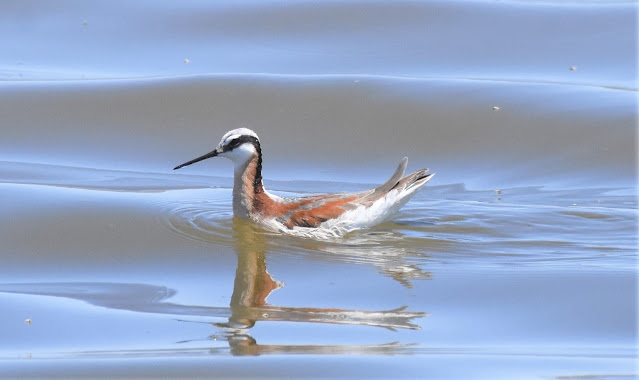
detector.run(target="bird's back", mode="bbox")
[260,158,433,236]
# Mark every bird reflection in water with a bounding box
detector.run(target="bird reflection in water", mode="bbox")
[214,218,428,356]
[0,219,429,357]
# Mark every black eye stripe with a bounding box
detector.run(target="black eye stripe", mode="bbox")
[224,135,259,152]
[226,138,241,149]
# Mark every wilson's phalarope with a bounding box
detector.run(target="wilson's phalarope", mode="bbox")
[174,128,434,238]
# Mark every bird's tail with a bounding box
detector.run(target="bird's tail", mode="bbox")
[362,158,434,205]
[400,169,434,192]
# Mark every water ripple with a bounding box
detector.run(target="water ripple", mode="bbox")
[156,199,235,247]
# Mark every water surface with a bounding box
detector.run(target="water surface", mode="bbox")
[0,0,636,378]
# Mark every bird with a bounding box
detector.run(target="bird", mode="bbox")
[173,128,434,238]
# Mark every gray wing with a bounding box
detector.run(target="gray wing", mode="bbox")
[366,157,408,199]
[359,157,432,206]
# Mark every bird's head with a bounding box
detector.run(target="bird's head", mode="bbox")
[174,128,261,170]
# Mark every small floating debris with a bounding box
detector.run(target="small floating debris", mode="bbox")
[494,189,502,195]
[25,318,32,324]
[183,58,190,64]
[492,106,500,111]
[569,66,577,71]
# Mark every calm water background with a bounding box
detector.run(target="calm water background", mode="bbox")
[0,0,637,378]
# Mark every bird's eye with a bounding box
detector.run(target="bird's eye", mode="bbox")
[224,138,241,151]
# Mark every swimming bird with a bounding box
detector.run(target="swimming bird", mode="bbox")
[173,128,434,238]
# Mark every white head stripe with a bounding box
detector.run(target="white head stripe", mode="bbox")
[219,128,260,147]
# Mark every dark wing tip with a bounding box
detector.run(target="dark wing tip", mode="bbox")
[415,169,431,181]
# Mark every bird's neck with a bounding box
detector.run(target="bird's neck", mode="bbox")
[232,148,272,219]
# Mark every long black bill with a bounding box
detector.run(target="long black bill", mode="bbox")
[173,149,218,170]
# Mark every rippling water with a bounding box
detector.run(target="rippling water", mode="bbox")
[0,0,636,378]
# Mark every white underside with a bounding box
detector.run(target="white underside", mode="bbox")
[258,182,427,240]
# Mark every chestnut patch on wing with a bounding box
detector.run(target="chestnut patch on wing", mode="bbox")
[281,197,356,229]
[252,189,357,229]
